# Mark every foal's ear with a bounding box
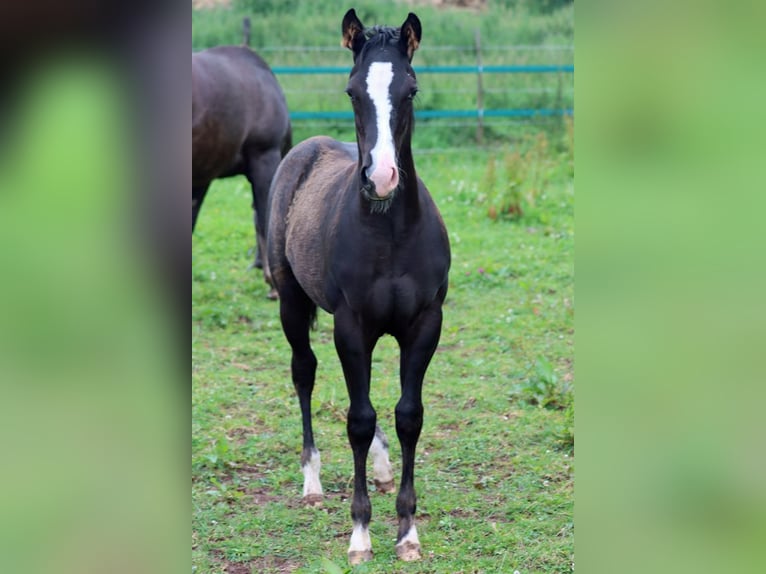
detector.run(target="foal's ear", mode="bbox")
[399,12,422,61]
[341,8,365,53]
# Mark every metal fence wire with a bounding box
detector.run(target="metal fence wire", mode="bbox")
[266,40,574,145]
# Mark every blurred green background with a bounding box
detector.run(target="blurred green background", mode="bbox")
[576,1,766,573]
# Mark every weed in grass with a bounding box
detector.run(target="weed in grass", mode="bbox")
[511,357,566,409]
[204,433,231,468]
[482,131,566,225]
[559,400,575,452]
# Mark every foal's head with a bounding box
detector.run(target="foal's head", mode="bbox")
[341,9,421,208]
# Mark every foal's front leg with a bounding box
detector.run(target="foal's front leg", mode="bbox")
[395,305,443,562]
[333,307,377,565]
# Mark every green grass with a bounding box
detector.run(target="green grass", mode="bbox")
[192,142,574,573]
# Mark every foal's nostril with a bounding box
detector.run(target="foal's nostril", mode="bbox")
[387,167,399,190]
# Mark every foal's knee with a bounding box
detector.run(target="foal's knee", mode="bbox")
[395,399,423,437]
[347,405,377,445]
[291,351,317,382]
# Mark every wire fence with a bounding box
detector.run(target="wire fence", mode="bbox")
[263,40,574,148]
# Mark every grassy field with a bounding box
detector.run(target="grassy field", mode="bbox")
[192,134,574,573]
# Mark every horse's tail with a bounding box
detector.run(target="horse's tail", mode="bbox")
[242,17,251,47]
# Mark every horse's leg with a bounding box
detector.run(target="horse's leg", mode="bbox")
[278,276,322,505]
[245,148,282,299]
[370,425,395,494]
[192,183,210,232]
[394,305,443,562]
[334,306,376,565]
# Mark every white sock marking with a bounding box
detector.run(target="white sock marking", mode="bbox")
[396,524,420,548]
[369,433,394,485]
[348,522,372,554]
[301,449,323,498]
[365,61,398,196]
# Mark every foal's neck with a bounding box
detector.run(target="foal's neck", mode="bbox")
[397,141,420,211]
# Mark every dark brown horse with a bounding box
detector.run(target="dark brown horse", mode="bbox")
[192,38,291,293]
[266,9,450,565]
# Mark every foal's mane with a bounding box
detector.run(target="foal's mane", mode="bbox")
[358,26,401,57]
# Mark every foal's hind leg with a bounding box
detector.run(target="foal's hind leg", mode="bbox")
[278,277,322,505]
[370,425,395,494]
[395,305,444,562]
[245,148,282,298]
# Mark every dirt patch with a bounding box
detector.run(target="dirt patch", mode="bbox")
[223,462,269,480]
[282,488,351,510]
[225,557,299,574]
[210,549,301,574]
[245,485,282,506]
[226,423,269,445]
[248,555,302,573]
[216,464,289,505]
[437,421,462,432]
[447,507,480,519]
[222,561,251,574]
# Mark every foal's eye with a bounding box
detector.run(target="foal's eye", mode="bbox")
[345,89,356,102]
[407,88,418,100]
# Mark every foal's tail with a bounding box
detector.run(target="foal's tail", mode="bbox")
[242,17,251,47]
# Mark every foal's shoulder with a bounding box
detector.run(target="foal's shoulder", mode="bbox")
[289,136,357,164]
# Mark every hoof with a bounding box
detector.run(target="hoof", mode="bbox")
[374,479,396,494]
[301,493,323,507]
[266,288,279,300]
[396,541,422,562]
[348,550,373,566]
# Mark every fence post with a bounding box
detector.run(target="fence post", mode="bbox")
[474,28,484,145]
[242,17,251,47]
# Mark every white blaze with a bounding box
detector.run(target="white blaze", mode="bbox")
[365,61,399,197]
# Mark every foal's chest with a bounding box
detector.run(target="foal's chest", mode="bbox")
[340,240,446,325]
